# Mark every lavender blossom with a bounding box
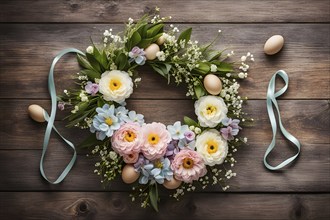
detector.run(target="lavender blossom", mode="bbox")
[220,117,242,140]
[57,102,65,111]
[128,46,146,65]
[85,81,99,95]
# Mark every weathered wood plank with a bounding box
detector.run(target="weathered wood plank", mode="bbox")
[0,0,329,23]
[0,139,329,192]
[0,192,329,219]
[0,24,329,99]
[0,99,328,150]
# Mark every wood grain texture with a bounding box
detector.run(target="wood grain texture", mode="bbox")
[0,0,329,23]
[0,24,329,99]
[0,99,328,150]
[1,0,329,219]
[0,192,329,220]
[0,142,328,192]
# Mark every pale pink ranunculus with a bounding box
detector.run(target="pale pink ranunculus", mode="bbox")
[171,149,207,183]
[123,152,139,164]
[141,122,171,160]
[111,122,143,156]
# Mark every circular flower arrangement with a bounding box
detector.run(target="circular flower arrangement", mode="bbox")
[59,11,253,211]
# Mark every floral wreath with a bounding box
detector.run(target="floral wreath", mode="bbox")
[58,10,253,211]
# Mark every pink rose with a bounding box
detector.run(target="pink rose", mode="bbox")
[123,152,139,164]
[171,149,207,183]
[111,122,143,156]
[141,122,171,160]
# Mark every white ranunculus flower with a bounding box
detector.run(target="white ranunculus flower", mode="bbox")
[194,95,228,128]
[98,70,133,103]
[196,129,228,166]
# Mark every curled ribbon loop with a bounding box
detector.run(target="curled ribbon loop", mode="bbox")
[264,70,301,170]
[40,48,85,184]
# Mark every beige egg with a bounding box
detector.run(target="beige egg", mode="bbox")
[156,36,165,45]
[264,35,284,55]
[144,43,160,60]
[163,178,182,190]
[203,74,222,95]
[28,104,46,122]
[121,164,140,184]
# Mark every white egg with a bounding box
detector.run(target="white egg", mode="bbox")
[121,164,140,184]
[163,178,182,189]
[156,36,165,45]
[203,74,222,95]
[28,104,46,123]
[264,35,284,55]
[144,43,160,60]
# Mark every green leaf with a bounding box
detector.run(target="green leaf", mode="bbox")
[195,62,210,74]
[177,27,192,46]
[97,98,106,107]
[194,84,205,99]
[127,31,142,51]
[147,23,164,38]
[149,184,159,212]
[183,116,198,127]
[77,54,94,70]
[81,69,101,80]
[138,38,154,49]
[217,62,233,72]
[150,63,171,83]
[86,53,102,73]
[115,53,128,70]
[204,50,222,61]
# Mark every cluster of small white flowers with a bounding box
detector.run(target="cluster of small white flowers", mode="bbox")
[71,105,79,114]
[211,168,223,185]
[227,50,235,57]
[79,91,88,102]
[220,78,243,116]
[78,75,88,81]
[156,51,166,61]
[103,28,125,47]
[225,169,236,179]
[150,14,164,24]
[84,117,93,128]
[92,145,122,182]
[238,52,253,79]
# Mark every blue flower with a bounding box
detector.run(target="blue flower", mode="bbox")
[128,46,146,65]
[90,104,121,140]
[114,106,128,122]
[122,110,145,125]
[167,121,190,140]
[138,158,173,184]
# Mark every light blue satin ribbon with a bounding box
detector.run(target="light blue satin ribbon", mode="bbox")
[40,48,85,184]
[264,70,301,170]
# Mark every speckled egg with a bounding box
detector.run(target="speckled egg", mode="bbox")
[163,178,182,190]
[203,74,222,95]
[121,164,140,184]
[144,43,160,60]
[28,104,46,122]
[264,35,284,55]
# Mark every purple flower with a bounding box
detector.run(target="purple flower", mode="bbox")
[133,154,150,172]
[85,81,99,95]
[184,131,195,142]
[58,102,65,111]
[165,140,180,161]
[220,117,242,140]
[128,46,146,65]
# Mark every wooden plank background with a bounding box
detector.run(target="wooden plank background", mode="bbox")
[0,0,329,219]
